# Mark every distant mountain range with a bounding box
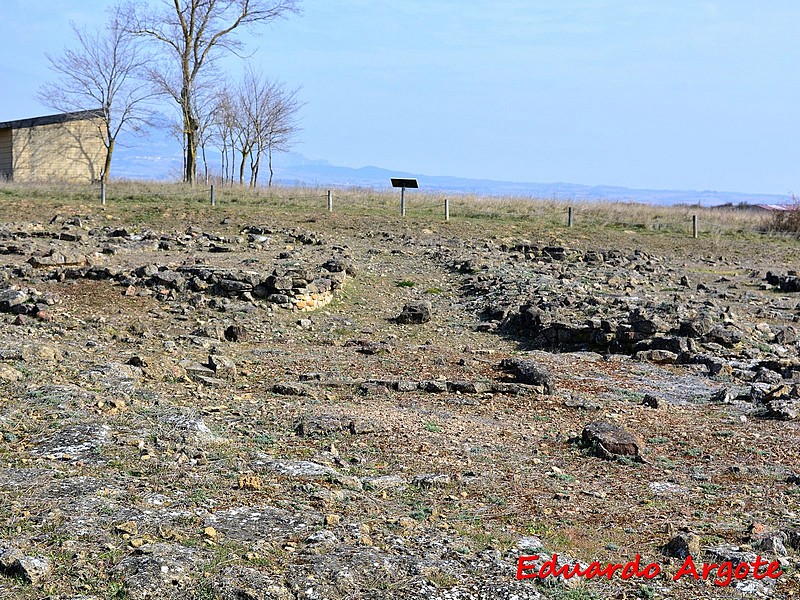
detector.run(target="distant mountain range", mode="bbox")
[268,159,792,207]
[113,138,791,207]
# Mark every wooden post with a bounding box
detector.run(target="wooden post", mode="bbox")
[327,190,333,212]
[210,184,216,207]
[692,214,698,238]
[100,180,106,206]
[444,198,450,221]
[568,206,574,228]
[401,187,406,217]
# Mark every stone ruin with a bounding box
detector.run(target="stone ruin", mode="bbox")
[0,221,355,315]
[123,262,348,312]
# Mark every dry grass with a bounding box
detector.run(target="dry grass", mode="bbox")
[765,196,800,235]
[0,179,772,239]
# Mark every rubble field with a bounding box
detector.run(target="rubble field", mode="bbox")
[0,192,797,599]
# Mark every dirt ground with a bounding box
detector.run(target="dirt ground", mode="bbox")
[0,193,797,599]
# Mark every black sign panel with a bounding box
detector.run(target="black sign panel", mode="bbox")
[391,178,419,188]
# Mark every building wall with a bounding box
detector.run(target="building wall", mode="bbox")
[10,118,105,183]
[0,129,11,181]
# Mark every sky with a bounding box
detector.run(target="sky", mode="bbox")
[2,0,800,195]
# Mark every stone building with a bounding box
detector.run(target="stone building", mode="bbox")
[0,109,106,183]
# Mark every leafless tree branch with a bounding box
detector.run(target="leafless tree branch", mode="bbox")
[119,0,301,184]
[36,5,158,181]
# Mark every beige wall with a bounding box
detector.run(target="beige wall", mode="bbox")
[10,118,105,183]
[0,129,11,181]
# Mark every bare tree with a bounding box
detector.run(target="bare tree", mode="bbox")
[237,70,268,187]
[260,80,302,187]
[233,78,259,186]
[36,7,155,182]
[190,83,221,184]
[212,70,301,187]
[122,0,300,185]
[223,69,302,187]
[211,88,239,185]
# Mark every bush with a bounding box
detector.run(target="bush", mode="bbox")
[769,196,800,234]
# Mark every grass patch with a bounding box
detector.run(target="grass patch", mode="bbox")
[648,436,670,445]
[0,180,776,240]
[638,584,656,599]
[409,503,433,522]
[426,570,461,589]
[656,456,676,469]
[548,472,576,484]
[547,588,601,599]
[252,433,275,447]
[699,483,722,494]
[614,389,645,402]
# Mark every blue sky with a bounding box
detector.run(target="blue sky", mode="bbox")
[2,0,800,195]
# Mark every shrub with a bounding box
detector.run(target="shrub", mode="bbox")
[769,195,800,234]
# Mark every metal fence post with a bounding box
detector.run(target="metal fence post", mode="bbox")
[692,214,698,238]
[568,206,574,228]
[327,190,332,212]
[444,198,450,221]
[210,184,216,207]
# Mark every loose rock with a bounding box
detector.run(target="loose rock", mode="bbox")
[581,421,644,461]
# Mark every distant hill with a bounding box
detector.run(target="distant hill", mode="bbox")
[270,159,791,207]
[113,136,791,207]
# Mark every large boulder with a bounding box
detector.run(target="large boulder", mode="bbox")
[664,531,702,560]
[582,421,644,461]
[395,301,432,324]
[498,357,554,393]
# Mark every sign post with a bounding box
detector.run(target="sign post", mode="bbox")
[391,178,419,217]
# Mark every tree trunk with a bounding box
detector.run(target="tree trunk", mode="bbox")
[182,83,198,184]
[103,137,115,182]
[220,141,227,185]
[268,145,274,187]
[185,127,197,185]
[201,144,209,184]
[238,151,248,186]
[251,152,260,188]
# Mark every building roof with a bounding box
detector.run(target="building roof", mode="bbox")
[0,109,103,130]
[756,204,794,211]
